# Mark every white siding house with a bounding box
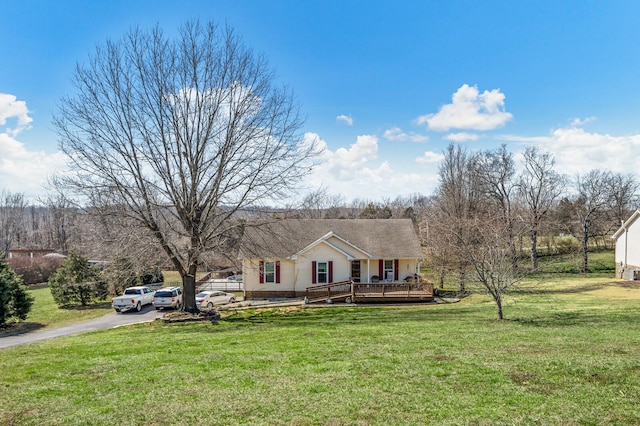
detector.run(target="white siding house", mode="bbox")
[612,209,640,279]
[240,219,424,299]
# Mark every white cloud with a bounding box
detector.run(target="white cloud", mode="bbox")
[0,133,67,200]
[0,94,66,200]
[303,132,439,200]
[336,114,353,126]
[0,93,33,137]
[445,132,479,142]
[501,124,640,177]
[416,151,445,164]
[417,84,513,132]
[570,116,596,127]
[383,126,428,143]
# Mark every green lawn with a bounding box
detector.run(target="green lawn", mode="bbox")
[1,274,639,425]
[0,287,113,336]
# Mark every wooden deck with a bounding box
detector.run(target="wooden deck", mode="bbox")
[305,280,434,304]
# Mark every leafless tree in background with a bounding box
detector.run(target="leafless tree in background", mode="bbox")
[473,144,520,270]
[53,21,317,312]
[574,170,614,273]
[0,190,26,255]
[429,143,483,292]
[608,173,639,225]
[518,147,566,271]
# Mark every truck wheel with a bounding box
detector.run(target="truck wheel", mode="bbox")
[136,302,141,312]
[114,309,120,313]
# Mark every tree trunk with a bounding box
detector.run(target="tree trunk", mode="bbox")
[458,269,466,293]
[530,227,538,272]
[582,220,589,273]
[495,295,504,320]
[182,264,198,313]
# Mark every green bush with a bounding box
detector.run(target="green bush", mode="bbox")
[554,235,580,254]
[49,251,107,307]
[140,266,164,286]
[0,255,34,324]
[102,258,165,295]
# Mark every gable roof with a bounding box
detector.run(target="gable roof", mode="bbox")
[612,209,640,240]
[240,219,423,260]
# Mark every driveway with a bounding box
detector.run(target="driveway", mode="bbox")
[0,305,164,349]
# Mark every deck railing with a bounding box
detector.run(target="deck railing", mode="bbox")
[353,281,433,301]
[305,280,353,303]
[305,280,434,303]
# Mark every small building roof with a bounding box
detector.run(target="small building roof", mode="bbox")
[240,219,423,260]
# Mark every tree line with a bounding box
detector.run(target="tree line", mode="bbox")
[3,20,638,318]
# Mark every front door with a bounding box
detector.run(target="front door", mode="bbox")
[351,260,361,282]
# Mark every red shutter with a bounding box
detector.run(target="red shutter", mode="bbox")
[328,261,333,283]
[312,261,316,284]
[259,261,264,284]
[394,259,399,281]
[378,259,383,278]
[275,261,281,284]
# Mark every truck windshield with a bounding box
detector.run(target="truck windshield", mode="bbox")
[124,289,140,295]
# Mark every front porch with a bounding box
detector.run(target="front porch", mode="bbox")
[305,280,434,304]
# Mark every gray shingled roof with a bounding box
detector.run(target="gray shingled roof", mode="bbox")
[240,219,423,259]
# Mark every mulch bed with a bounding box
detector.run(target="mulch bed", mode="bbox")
[160,310,220,323]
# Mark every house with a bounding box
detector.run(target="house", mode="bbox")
[6,248,57,259]
[612,209,640,279]
[240,219,424,299]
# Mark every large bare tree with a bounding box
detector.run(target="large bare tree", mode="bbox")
[518,147,565,271]
[473,144,520,270]
[430,143,483,292]
[574,170,613,273]
[53,21,317,312]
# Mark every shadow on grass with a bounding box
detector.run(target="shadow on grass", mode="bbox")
[215,303,487,330]
[509,306,640,328]
[510,281,608,295]
[58,301,112,310]
[0,321,45,337]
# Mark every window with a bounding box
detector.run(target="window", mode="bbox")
[317,261,328,284]
[384,260,394,281]
[260,261,280,284]
[264,261,275,283]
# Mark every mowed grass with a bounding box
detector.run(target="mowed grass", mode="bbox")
[0,287,113,336]
[1,276,640,425]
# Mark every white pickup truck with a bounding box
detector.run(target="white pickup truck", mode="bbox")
[112,286,155,313]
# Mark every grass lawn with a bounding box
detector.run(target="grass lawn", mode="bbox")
[1,272,639,425]
[0,287,113,336]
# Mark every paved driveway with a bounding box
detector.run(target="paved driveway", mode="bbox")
[0,305,165,349]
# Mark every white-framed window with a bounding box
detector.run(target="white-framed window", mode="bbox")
[384,259,394,281]
[264,261,276,283]
[317,261,328,284]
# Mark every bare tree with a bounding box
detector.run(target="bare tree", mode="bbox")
[430,143,482,292]
[608,173,639,225]
[0,190,26,255]
[473,144,519,270]
[466,212,523,320]
[574,170,613,273]
[298,187,346,219]
[53,21,317,312]
[518,147,566,271]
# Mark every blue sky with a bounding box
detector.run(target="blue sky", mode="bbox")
[3,0,640,201]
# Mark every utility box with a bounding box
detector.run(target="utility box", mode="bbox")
[623,269,636,280]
